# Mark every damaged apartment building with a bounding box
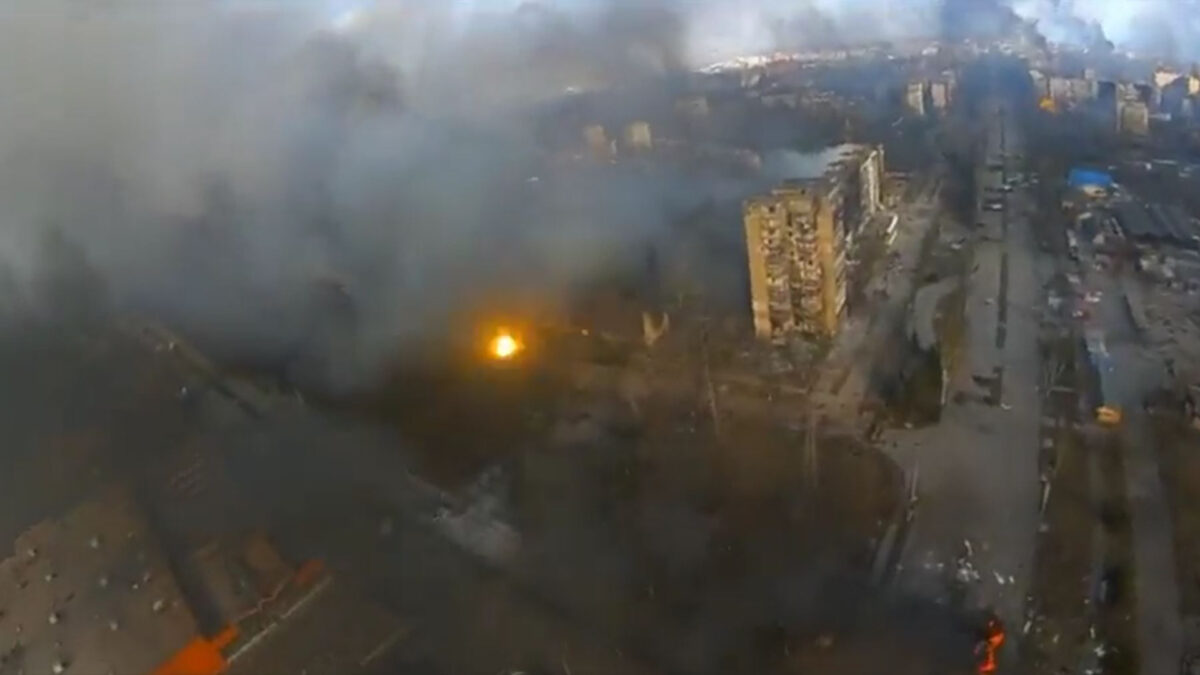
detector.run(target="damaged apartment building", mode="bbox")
[905,70,957,116]
[743,144,885,341]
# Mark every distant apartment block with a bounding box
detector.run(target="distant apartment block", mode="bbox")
[582,124,615,160]
[905,81,927,116]
[1119,100,1150,136]
[621,121,653,153]
[930,81,950,110]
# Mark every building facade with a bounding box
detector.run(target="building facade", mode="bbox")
[743,143,884,341]
[744,181,846,340]
[929,81,950,111]
[1118,100,1150,136]
[905,81,926,116]
[850,145,885,225]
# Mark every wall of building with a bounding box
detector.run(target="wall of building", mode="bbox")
[743,176,853,340]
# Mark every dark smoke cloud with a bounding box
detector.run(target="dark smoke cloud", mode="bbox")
[0,0,1039,393]
[0,1,723,392]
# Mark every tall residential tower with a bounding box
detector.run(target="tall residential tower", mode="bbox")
[743,144,883,341]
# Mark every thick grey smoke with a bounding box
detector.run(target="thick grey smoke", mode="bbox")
[0,1,720,392]
[1010,0,1200,61]
[0,0,1037,393]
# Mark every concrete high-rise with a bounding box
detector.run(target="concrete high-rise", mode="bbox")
[744,179,847,340]
[743,144,883,341]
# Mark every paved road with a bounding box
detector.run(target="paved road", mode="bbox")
[812,179,943,421]
[885,101,1044,643]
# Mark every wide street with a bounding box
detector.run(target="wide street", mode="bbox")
[885,98,1045,643]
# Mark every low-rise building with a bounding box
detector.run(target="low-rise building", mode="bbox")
[930,81,950,111]
[1118,100,1150,136]
[621,121,653,153]
[582,124,614,160]
[905,81,926,116]
[0,487,405,675]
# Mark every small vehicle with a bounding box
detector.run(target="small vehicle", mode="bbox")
[1097,404,1122,426]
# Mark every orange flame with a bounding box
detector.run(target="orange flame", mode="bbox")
[488,330,522,360]
[976,619,1005,675]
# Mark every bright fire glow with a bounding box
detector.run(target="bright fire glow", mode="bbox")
[489,331,521,360]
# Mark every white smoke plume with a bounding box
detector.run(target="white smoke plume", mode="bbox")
[1010,0,1200,61]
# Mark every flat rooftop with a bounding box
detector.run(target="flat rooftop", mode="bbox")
[0,487,198,674]
[763,143,873,182]
[0,484,407,675]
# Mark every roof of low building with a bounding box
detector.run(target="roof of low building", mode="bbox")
[0,487,199,675]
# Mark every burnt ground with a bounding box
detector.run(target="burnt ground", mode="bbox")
[295,358,983,674]
[0,314,987,675]
[1095,433,1140,675]
[1153,415,1200,635]
[1021,334,1094,674]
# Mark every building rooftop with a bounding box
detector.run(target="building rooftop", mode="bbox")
[763,143,873,183]
[0,487,198,674]
[224,577,405,675]
[0,482,408,675]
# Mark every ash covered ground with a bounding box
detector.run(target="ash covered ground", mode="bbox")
[0,292,987,674]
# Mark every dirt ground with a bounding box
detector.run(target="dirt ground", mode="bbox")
[1153,417,1200,614]
[507,394,913,674]
[1096,433,1141,675]
[1021,394,1094,672]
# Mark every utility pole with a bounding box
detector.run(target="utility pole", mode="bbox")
[700,318,721,439]
[804,405,819,491]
